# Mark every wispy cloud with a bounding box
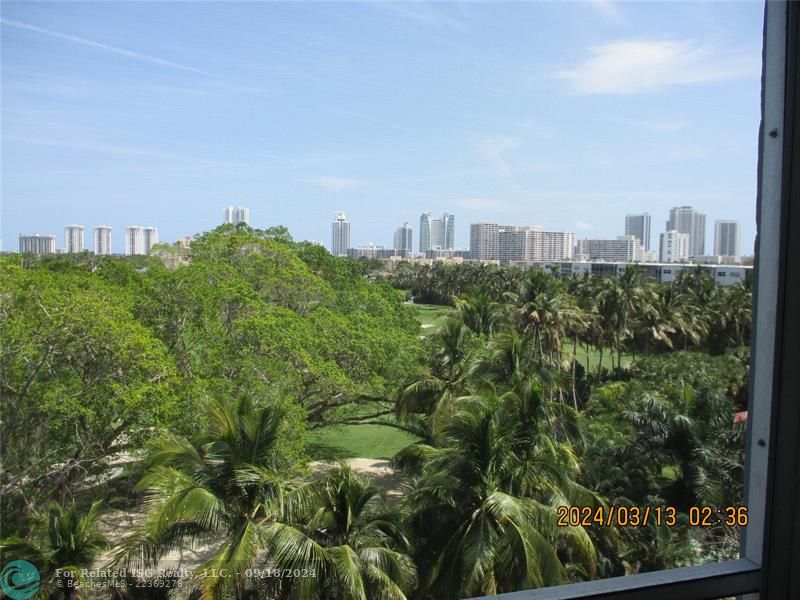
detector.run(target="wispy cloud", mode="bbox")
[375,2,467,32]
[473,135,519,177]
[0,18,213,76]
[557,39,759,94]
[587,0,626,25]
[575,220,594,231]
[4,135,187,160]
[311,176,367,191]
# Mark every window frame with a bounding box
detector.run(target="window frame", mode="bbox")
[475,1,800,598]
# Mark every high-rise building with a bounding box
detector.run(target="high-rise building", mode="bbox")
[143,227,159,254]
[393,223,413,257]
[529,229,574,261]
[419,211,455,252]
[575,236,643,262]
[64,225,85,253]
[419,212,432,253]
[93,226,112,255]
[625,213,652,251]
[224,206,250,225]
[471,222,573,262]
[125,226,145,256]
[443,212,455,250]
[667,206,706,257]
[331,212,351,257]
[18,234,56,254]
[660,230,690,263]
[497,226,528,262]
[431,219,445,250]
[470,222,502,260]
[714,220,742,257]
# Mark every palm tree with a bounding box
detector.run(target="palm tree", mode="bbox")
[472,327,573,408]
[398,319,474,438]
[452,289,505,337]
[634,286,678,354]
[263,464,416,600]
[1,500,108,599]
[706,282,752,352]
[401,388,597,599]
[506,271,572,365]
[473,328,534,389]
[109,396,294,599]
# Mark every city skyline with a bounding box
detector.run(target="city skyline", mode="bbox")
[14,201,744,263]
[2,2,762,255]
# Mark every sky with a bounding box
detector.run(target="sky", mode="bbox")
[1,0,764,254]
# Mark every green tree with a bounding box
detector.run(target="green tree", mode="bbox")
[265,465,416,600]
[0,500,108,599]
[0,265,180,519]
[110,396,298,599]
[401,388,597,598]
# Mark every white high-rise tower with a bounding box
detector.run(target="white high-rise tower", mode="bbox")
[18,234,56,254]
[667,206,706,257]
[331,212,351,257]
[125,226,145,256]
[143,227,159,254]
[224,206,250,225]
[93,226,112,255]
[394,223,413,257]
[65,225,85,253]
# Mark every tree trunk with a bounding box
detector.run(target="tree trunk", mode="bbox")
[584,342,590,374]
[571,333,579,410]
[597,345,604,383]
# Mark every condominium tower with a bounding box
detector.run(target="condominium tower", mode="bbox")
[575,236,643,262]
[93,226,113,255]
[471,222,574,262]
[393,223,413,257]
[64,225,85,253]
[667,206,706,257]
[419,211,455,253]
[125,226,159,256]
[660,230,690,263]
[331,212,351,257]
[625,213,652,251]
[714,220,742,257]
[224,206,250,226]
[143,227,159,253]
[18,234,56,254]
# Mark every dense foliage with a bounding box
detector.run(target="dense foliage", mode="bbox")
[1,230,751,599]
[1,225,421,527]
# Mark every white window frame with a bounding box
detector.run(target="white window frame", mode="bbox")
[474,2,799,598]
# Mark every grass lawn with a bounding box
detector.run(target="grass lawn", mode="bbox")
[410,303,450,335]
[308,424,420,461]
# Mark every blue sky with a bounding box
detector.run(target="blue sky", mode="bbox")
[1,1,764,254]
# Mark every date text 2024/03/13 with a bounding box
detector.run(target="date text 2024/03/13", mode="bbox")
[556,505,749,528]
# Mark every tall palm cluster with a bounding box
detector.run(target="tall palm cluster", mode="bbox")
[399,383,598,598]
[397,264,751,379]
[392,264,751,586]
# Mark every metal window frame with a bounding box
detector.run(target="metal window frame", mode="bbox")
[476,1,800,598]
